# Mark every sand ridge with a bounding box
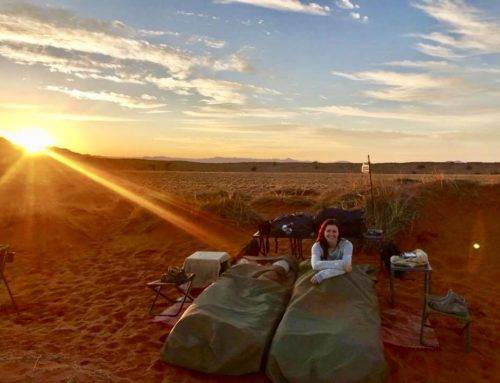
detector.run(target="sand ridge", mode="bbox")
[0,156,499,382]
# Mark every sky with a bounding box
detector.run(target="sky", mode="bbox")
[0,0,499,162]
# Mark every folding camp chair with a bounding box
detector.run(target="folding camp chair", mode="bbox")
[0,245,18,313]
[147,272,195,317]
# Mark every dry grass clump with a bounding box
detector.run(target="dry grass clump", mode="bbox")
[272,187,320,197]
[197,191,262,225]
[364,184,419,239]
[315,189,367,210]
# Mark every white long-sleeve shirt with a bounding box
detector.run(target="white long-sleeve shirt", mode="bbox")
[311,239,353,281]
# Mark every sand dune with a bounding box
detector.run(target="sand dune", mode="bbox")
[0,154,499,382]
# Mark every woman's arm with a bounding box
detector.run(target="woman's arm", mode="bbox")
[343,240,353,273]
[311,241,353,272]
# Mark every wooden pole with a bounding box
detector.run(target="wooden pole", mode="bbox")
[368,154,375,218]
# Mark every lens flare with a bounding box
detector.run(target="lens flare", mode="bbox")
[6,128,54,154]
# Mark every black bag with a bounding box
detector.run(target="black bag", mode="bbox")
[380,242,404,277]
[269,213,315,238]
[314,208,364,238]
[237,238,261,257]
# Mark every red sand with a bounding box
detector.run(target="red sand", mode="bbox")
[0,156,499,382]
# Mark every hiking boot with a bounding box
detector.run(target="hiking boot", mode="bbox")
[432,290,453,302]
[429,292,468,315]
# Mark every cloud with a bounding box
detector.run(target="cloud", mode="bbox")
[42,113,143,122]
[147,76,277,105]
[0,42,145,84]
[386,60,456,71]
[187,35,227,49]
[412,0,500,58]
[303,104,500,125]
[314,127,426,140]
[331,69,466,102]
[214,0,331,16]
[0,3,249,82]
[335,0,359,10]
[416,43,463,60]
[182,105,296,119]
[45,86,167,110]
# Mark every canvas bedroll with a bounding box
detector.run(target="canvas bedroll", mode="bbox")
[162,263,295,375]
[266,264,387,383]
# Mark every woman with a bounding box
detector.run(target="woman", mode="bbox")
[311,219,353,284]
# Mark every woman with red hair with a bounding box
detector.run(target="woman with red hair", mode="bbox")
[311,219,353,284]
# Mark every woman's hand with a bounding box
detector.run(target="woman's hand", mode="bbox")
[344,262,352,273]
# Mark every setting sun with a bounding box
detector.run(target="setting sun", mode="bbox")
[6,128,54,154]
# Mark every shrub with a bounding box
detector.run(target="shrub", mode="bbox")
[364,184,419,240]
[199,192,262,226]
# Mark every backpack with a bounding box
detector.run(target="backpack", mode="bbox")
[269,213,316,238]
[314,208,364,238]
[380,242,404,277]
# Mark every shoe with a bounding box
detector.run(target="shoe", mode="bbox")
[432,289,453,302]
[429,291,468,315]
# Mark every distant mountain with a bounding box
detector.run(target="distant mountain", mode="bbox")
[141,156,302,163]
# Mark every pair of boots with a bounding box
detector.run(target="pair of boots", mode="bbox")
[429,290,468,315]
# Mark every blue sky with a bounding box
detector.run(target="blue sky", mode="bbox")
[0,0,499,161]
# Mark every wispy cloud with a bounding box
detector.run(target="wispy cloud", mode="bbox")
[412,0,500,58]
[303,104,500,125]
[0,3,248,82]
[182,104,296,119]
[331,69,466,102]
[214,0,331,16]
[386,60,456,71]
[187,35,226,49]
[147,76,277,105]
[45,86,166,110]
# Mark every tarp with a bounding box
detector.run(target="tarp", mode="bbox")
[266,264,387,383]
[162,263,295,375]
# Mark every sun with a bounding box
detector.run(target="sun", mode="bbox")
[7,128,55,154]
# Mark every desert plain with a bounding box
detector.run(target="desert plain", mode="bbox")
[0,145,499,382]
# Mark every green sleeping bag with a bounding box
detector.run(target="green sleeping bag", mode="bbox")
[266,264,387,383]
[162,263,295,375]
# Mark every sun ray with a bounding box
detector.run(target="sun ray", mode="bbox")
[46,149,244,250]
[0,156,26,189]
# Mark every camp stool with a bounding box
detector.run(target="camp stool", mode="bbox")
[147,272,195,317]
[420,293,471,352]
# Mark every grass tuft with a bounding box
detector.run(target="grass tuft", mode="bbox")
[198,191,262,225]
